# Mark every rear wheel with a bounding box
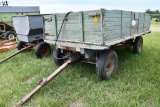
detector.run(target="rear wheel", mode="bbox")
[4,31,16,40]
[35,42,51,58]
[96,49,118,80]
[133,36,143,53]
[53,48,64,66]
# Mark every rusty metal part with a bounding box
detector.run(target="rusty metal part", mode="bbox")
[106,56,115,75]
[60,46,76,51]
[111,42,133,49]
[0,46,32,64]
[13,55,80,107]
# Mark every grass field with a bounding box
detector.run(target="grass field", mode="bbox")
[151,18,160,25]
[0,30,160,106]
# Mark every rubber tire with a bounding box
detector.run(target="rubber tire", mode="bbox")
[96,49,118,80]
[4,31,16,40]
[53,48,64,66]
[133,36,143,54]
[35,42,51,58]
[17,41,25,50]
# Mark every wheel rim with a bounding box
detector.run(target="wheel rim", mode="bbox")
[138,39,143,52]
[106,56,115,75]
[8,34,15,39]
[40,45,49,57]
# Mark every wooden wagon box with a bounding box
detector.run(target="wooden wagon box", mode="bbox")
[43,9,151,50]
[43,9,151,80]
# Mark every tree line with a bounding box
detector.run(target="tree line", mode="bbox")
[146,9,160,14]
[146,9,160,19]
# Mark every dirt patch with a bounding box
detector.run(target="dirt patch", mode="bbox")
[24,76,35,84]
[69,99,86,107]
[150,25,160,32]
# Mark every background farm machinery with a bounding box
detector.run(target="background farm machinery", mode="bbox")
[0,6,40,40]
[0,15,51,63]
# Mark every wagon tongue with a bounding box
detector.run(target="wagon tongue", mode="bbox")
[0,46,32,64]
[13,54,80,107]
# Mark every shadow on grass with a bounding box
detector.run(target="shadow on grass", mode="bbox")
[61,47,137,83]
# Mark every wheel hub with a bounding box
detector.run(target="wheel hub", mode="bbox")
[138,40,143,52]
[106,56,115,75]
[40,45,49,56]
[8,34,15,39]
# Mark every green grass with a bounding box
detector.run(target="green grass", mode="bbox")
[151,18,160,25]
[0,33,160,107]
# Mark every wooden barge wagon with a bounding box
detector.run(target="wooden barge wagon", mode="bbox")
[13,9,151,106]
[43,9,151,80]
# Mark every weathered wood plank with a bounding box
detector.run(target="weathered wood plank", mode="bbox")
[122,11,132,14]
[44,21,54,25]
[103,30,121,35]
[83,18,101,23]
[103,22,121,26]
[83,23,101,27]
[103,18,131,24]
[122,13,132,18]
[105,10,122,14]
[56,24,80,31]
[122,32,131,37]
[103,18,121,22]
[103,26,121,31]
[55,12,79,17]
[138,28,143,33]
[111,22,131,27]
[57,20,79,24]
[104,34,121,42]
[44,30,55,36]
[45,36,56,40]
[104,13,121,18]
[56,15,80,21]
[43,15,53,20]
[84,31,102,43]
[83,10,101,15]
[83,29,101,32]
[57,30,81,41]
[44,24,54,31]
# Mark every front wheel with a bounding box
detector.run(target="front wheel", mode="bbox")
[96,49,118,80]
[35,42,51,58]
[17,41,25,50]
[4,31,16,40]
[53,48,64,66]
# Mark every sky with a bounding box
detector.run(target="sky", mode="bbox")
[3,0,160,14]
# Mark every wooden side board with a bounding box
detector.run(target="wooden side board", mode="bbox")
[43,9,151,47]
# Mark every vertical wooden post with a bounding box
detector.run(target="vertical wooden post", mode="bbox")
[121,10,123,38]
[53,14,58,40]
[137,13,140,33]
[130,12,133,36]
[143,13,146,32]
[100,8,104,45]
[79,11,84,42]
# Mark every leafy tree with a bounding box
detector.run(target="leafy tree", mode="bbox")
[155,10,159,14]
[146,9,151,13]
